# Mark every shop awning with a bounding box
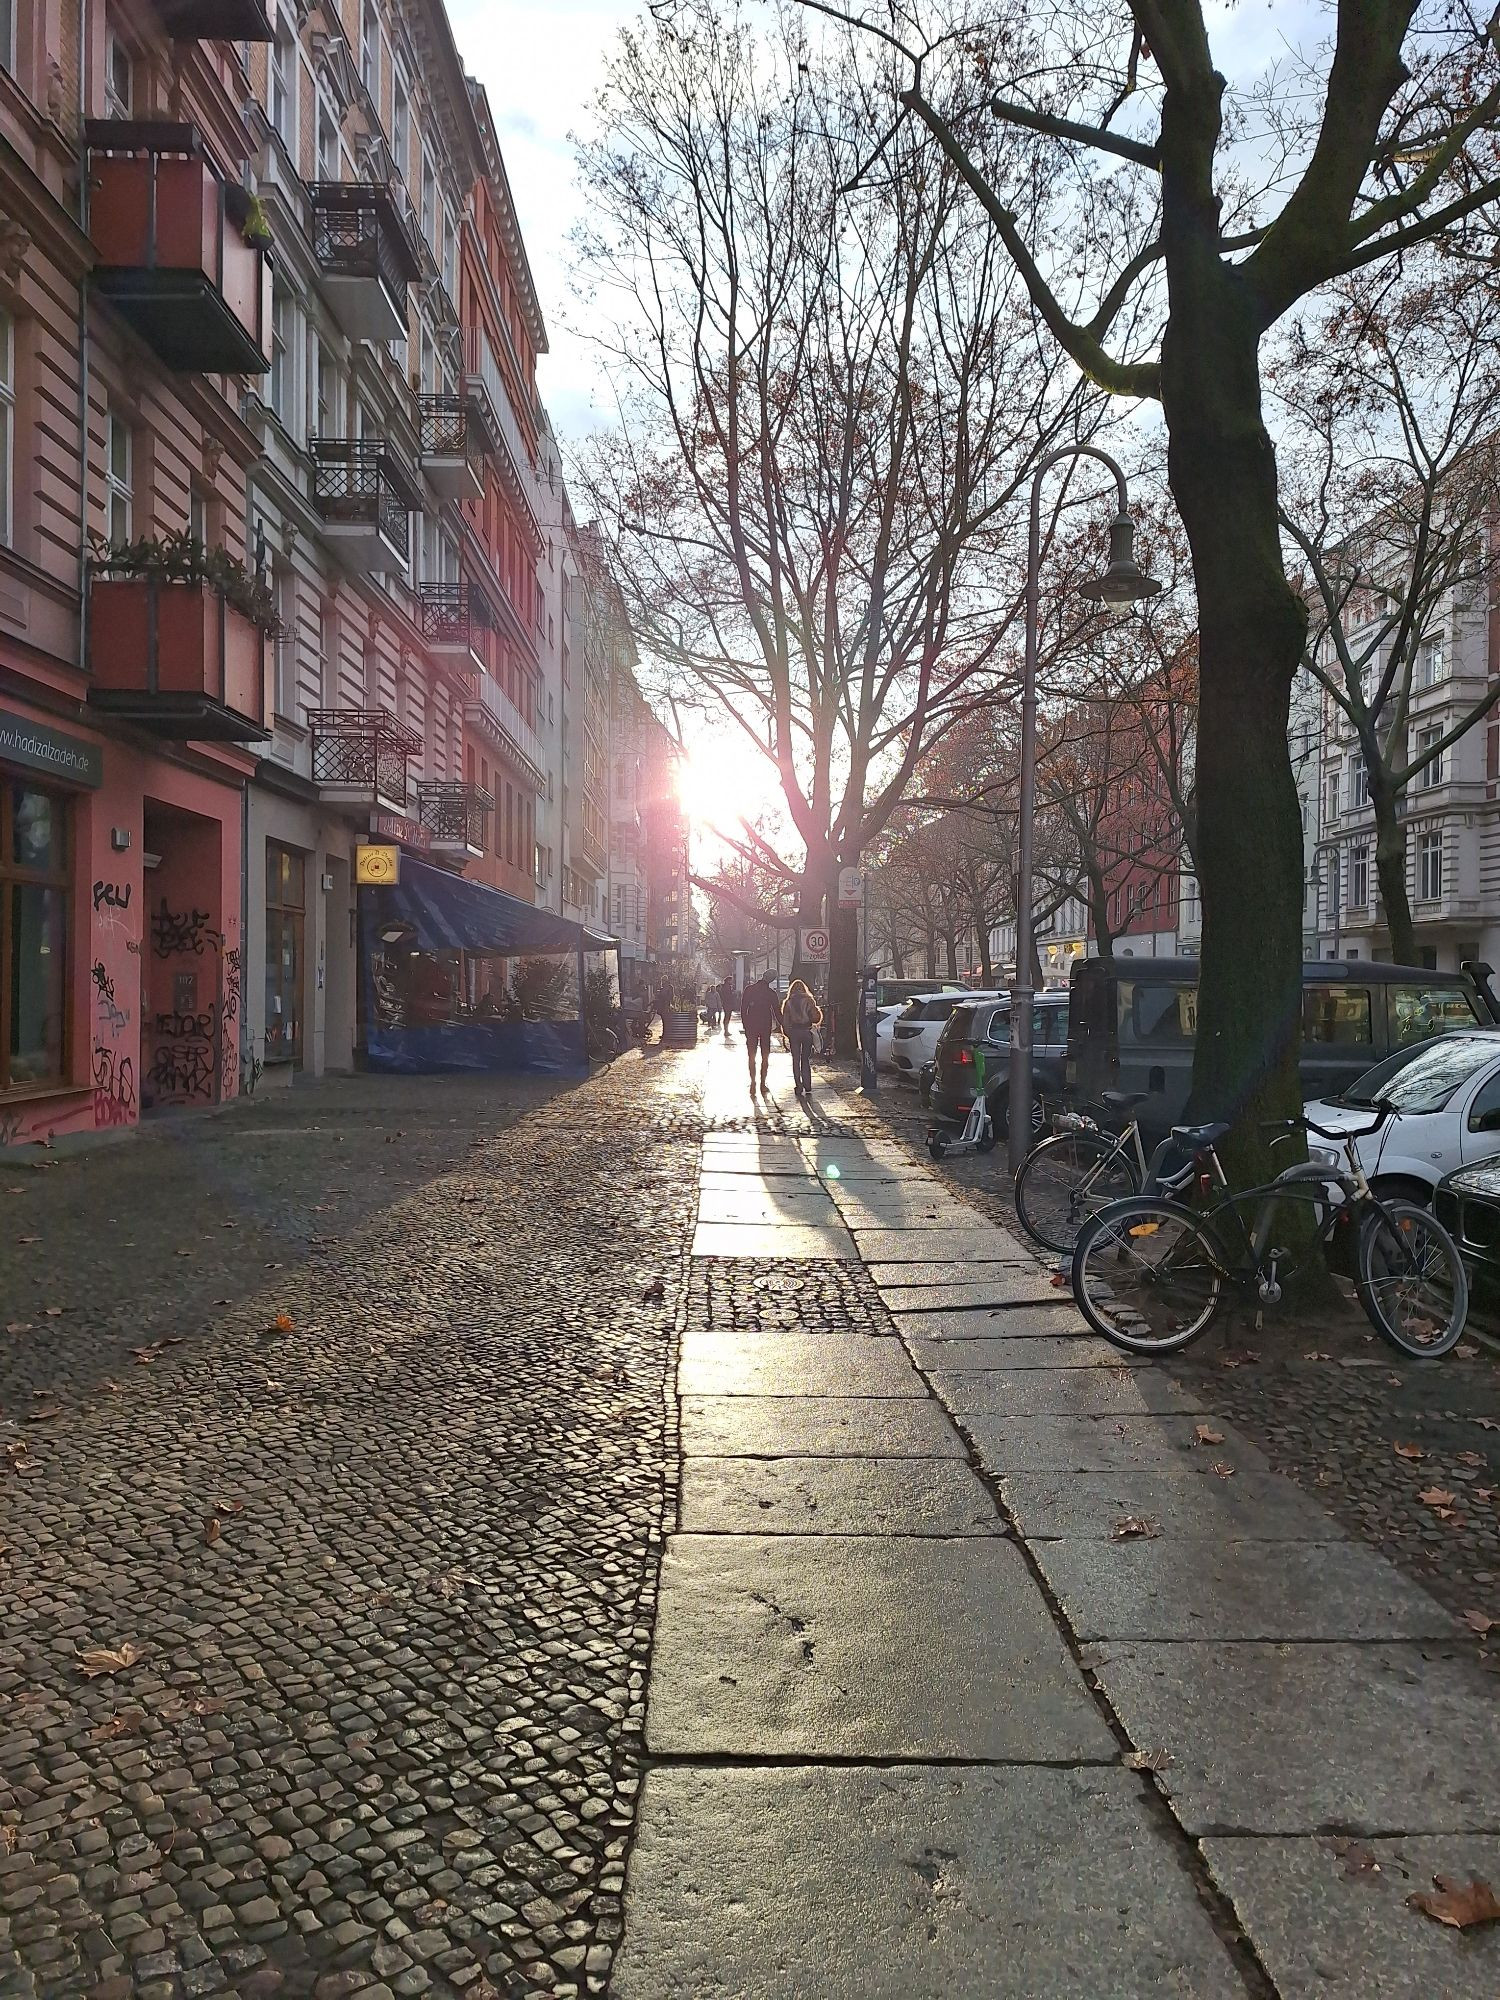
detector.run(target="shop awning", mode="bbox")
[366,857,616,955]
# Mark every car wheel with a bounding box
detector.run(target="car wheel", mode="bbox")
[1368,1175,1436,1209]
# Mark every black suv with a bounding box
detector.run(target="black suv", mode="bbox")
[930,993,1070,1140]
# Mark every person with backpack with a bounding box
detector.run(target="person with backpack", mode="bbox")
[782,979,823,1100]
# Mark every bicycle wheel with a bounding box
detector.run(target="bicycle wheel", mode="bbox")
[1014,1132,1141,1255]
[1071,1198,1224,1354]
[1355,1200,1468,1359]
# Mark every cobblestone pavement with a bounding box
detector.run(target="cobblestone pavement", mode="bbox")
[862,1068,1500,1642]
[1,1056,700,2000]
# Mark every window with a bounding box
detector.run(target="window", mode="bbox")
[1,783,69,1092]
[1416,725,1443,789]
[1123,982,1196,1045]
[270,287,292,424]
[392,73,410,171]
[1419,830,1444,901]
[360,0,379,97]
[270,17,296,147]
[316,98,340,179]
[1467,1069,1500,1133]
[1,0,14,75]
[442,204,457,296]
[1349,750,1368,806]
[0,311,12,548]
[1421,634,1445,687]
[105,27,131,116]
[1389,982,1481,1046]
[420,154,436,247]
[315,345,338,435]
[1301,986,1372,1047]
[1324,770,1340,825]
[105,407,131,541]
[1349,843,1369,909]
[273,560,297,716]
[187,485,207,545]
[264,843,305,1065]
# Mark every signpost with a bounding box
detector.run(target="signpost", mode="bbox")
[799,926,830,962]
[837,865,865,908]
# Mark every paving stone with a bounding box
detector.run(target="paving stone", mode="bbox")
[678,1456,996,1536]
[965,1412,1274,1475]
[928,1367,1202,1417]
[1201,1835,1500,1999]
[903,1335,1131,1371]
[1090,1641,1500,1833]
[1035,1537,1455,1640]
[695,1187,836,1224]
[855,1229,1032,1264]
[647,1534,1114,1760]
[888,1301,1090,1334]
[999,1468,1347,1542]
[677,1332,925,1398]
[690,1222,856,1258]
[679,1395,967,1459]
[613,1764,1243,1999]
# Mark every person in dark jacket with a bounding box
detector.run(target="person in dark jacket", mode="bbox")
[740,976,780,1093]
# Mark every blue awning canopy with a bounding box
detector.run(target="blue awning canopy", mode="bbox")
[366,858,616,956]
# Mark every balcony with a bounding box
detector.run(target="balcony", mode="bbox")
[418,393,498,501]
[462,328,541,548]
[153,0,274,39]
[416,781,492,861]
[416,581,491,673]
[310,708,420,816]
[310,181,422,342]
[462,670,545,792]
[310,436,421,573]
[85,123,272,374]
[87,573,268,741]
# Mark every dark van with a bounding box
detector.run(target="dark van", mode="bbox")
[1068,957,1496,1136]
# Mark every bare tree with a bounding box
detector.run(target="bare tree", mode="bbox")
[808,0,1500,1170]
[574,3,1100,1046]
[1279,262,1500,963]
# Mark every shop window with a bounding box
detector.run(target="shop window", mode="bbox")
[264,842,305,1066]
[0,311,12,548]
[2,781,69,1091]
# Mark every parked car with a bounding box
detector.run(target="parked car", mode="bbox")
[1068,955,1495,1140]
[1300,1030,1500,1201]
[930,993,1070,1139]
[875,977,964,1010]
[883,989,1001,1080]
[1435,1156,1500,1308]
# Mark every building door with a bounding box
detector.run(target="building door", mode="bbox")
[1,779,70,1093]
[265,842,306,1067]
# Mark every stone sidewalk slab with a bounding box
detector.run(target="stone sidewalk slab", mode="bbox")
[1035,1538,1455,1641]
[691,1222,856,1259]
[1000,1468,1346,1542]
[1089,1641,1500,1833]
[678,1333,926,1399]
[930,1368,1199,1418]
[966,1412,1272,1475]
[882,1275,1063,1312]
[1201,1835,1500,1999]
[905,1335,1129,1372]
[647,1535,1116,1760]
[697,1189,837,1224]
[613,1764,1245,2000]
[854,1228,1031,1263]
[833,1198,1000,1228]
[889,1301,1082,1333]
[679,1455,998,1536]
[680,1395,967,1460]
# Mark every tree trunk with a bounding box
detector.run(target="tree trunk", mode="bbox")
[1159,248,1307,1177]
[977,924,994,984]
[1370,777,1417,965]
[827,866,859,1055]
[944,932,959,980]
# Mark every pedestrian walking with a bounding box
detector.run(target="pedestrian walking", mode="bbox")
[653,980,673,1041]
[740,974,780,1093]
[706,984,721,1029]
[721,981,735,1040]
[783,978,822,1099]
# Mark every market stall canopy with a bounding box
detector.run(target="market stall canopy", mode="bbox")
[368,857,617,955]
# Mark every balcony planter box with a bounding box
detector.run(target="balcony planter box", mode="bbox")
[88,576,268,741]
[663,1011,698,1047]
[86,122,272,374]
[155,0,275,39]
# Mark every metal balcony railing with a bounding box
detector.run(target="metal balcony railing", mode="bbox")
[309,436,421,562]
[310,707,421,809]
[462,670,546,791]
[309,180,423,301]
[417,780,493,851]
[416,581,493,654]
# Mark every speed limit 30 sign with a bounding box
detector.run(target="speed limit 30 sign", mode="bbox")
[799,926,830,962]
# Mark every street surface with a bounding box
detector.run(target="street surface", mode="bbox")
[3,1032,1500,1998]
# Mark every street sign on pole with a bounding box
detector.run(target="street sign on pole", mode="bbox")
[799,926,830,962]
[837,865,865,908]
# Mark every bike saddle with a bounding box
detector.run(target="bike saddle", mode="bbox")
[1170,1121,1231,1149]
[1101,1089,1149,1111]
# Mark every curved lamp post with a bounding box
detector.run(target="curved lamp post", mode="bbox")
[1008,446,1163,1175]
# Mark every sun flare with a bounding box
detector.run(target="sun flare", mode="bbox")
[677,734,780,836]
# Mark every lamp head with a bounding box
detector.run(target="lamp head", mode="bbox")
[1077,512,1164,605]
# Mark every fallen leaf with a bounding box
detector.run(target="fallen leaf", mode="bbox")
[215,1497,244,1515]
[0,1826,15,1854]
[1462,1609,1498,1637]
[1393,1443,1427,1461]
[77,1642,143,1678]
[5,1322,32,1334]
[641,1278,665,1304]
[4,1442,37,1473]
[270,1310,295,1333]
[42,1307,63,1317]
[1418,1487,1458,1508]
[1194,1425,1226,1446]
[202,1517,221,1546]
[1407,1875,1500,1930]
[1210,1462,1236,1479]
[130,1344,162,1364]
[1331,1837,1381,1878]
[1124,1747,1173,1771]
[1475,1418,1500,1433]
[25,1406,61,1423]
[1478,1488,1495,1503]
[1113,1516,1160,1540]
[16,1235,39,1244]
[90,1709,146,1741]
[1457,1341,1479,1358]
[1456,1451,1485,1468]
[1302,1350,1332,1362]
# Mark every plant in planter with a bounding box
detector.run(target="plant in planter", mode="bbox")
[662,982,699,1045]
[89,530,282,634]
[225,185,274,251]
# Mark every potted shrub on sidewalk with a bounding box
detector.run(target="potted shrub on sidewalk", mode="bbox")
[662,983,699,1046]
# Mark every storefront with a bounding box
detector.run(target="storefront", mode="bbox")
[0,701,247,1150]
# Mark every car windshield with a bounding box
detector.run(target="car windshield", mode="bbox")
[1340,1034,1498,1114]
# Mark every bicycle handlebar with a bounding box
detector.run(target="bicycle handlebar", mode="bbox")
[1258,1104,1393,1144]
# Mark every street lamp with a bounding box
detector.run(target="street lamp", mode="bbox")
[1009,447,1162,1174]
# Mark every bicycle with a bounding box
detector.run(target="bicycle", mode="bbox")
[1013,1088,1189,1253]
[1069,1106,1469,1359]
